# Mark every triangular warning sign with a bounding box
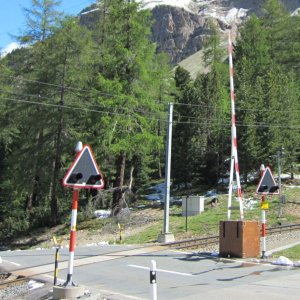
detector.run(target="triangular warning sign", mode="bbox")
[63,145,104,189]
[256,166,279,195]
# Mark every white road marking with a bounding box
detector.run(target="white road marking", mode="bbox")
[42,274,65,282]
[128,264,194,277]
[100,289,145,300]
[2,260,21,266]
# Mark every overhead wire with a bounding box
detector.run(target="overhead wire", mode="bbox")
[0,88,167,119]
[0,96,168,122]
[0,81,297,128]
[1,73,297,115]
[0,74,298,128]
[1,96,299,129]
[0,73,169,108]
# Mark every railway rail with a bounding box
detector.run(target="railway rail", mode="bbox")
[1,223,300,290]
[0,273,28,290]
[165,223,300,250]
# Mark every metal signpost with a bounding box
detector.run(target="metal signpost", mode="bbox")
[53,142,104,299]
[158,103,175,243]
[256,166,279,258]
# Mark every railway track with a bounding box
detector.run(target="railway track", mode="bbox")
[1,223,300,290]
[0,273,28,290]
[165,223,300,250]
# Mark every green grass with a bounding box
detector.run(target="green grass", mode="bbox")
[21,179,299,251]
[121,180,300,245]
[273,244,300,260]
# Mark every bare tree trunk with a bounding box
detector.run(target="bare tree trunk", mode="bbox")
[112,152,126,216]
[128,165,134,190]
[26,129,44,211]
[50,49,67,225]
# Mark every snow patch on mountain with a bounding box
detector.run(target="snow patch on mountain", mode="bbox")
[142,0,249,28]
[142,0,191,10]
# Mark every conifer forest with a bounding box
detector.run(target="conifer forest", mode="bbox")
[0,0,299,239]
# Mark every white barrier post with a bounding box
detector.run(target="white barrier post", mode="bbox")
[261,195,267,258]
[227,31,244,220]
[150,260,157,300]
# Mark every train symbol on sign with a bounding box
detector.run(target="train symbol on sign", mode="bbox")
[62,144,104,189]
[256,167,279,195]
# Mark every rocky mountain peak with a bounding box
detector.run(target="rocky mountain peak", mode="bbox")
[79,0,300,66]
[148,0,300,64]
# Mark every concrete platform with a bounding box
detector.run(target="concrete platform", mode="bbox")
[52,285,85,299]
[157,232,175,243]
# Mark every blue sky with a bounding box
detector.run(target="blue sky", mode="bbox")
[0,0,95,50]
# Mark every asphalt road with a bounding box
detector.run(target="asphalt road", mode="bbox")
[2,245,300,300]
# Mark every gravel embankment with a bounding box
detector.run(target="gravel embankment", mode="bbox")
[0,281,31,300]
[194,230,300,256]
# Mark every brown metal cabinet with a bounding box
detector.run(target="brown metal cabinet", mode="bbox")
[219,220,260,258]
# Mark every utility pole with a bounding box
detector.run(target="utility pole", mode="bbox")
[158,103,175,243]
[277,147,284,218]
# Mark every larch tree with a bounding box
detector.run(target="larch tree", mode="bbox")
[0,0,64,229]
[91,0,171,215]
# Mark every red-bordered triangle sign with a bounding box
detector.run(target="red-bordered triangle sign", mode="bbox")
[63,145,104,189]
[256,166,279,195]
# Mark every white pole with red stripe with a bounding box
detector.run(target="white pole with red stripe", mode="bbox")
[64,141,82,286]
[65,188,79,286]
[259,164,267,258]
[227,139,234,220]
[227,31,244,221]
[261,195,267,258]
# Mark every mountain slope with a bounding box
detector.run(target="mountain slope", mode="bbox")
[79,0,300,71]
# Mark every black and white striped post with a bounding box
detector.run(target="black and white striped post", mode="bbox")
[52,236,61,286]
[150,260,157,300]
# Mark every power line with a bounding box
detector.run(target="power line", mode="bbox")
[2,73,297,115]
[174,120,300,129]
[0,73,114,97]
[0,88,167,119]
[0,96,168,122]
[2,96,298,129]
[0,76,299,124]
[0,73,168,108]
[173,100,300,114]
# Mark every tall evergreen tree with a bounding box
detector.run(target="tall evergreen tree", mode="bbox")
[1,16,94,228]
[19,0,62,44]
[91,0,171,214]
[0,0,64,231]
[235,6,300,178]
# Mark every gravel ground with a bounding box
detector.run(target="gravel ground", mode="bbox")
[0,281,32,300]
[197,230,300,257]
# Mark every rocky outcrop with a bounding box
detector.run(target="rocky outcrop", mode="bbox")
[150,3,250,64]
[150,0,300,64]
[79,0,300,65]
[151,5,210,63]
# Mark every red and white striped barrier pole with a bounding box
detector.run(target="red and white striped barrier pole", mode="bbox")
[228,31,244,220]
[64,188,79,286]
[261,195,267,258]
